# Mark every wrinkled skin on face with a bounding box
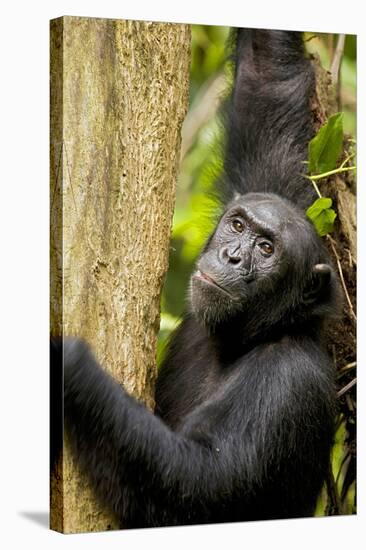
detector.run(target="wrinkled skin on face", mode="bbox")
[189,192,333,329]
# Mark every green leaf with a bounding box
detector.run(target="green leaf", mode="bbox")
[308,113,344,174]
[306,197,337,236]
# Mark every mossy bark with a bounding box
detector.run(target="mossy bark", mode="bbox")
[50,16,190,533]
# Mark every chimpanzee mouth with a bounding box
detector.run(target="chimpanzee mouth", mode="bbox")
[193,270,233,297]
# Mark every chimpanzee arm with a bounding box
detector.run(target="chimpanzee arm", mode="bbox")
[62,338,242,526]
[223,29,316,207]
[60,335,335,526]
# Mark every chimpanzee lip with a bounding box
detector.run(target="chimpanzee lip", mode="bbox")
[193,270,233,297]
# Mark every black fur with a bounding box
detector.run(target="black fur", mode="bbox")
[52,29,340,528]
[221,29,317,207]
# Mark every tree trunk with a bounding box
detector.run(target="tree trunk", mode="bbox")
[310,53,356,514]
[50,16,190,534]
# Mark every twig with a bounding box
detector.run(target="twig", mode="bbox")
[307,181,357,323]
[338,361,357,376]
[340,152,356,169]
[347,248,356,268]
[331,34,346,87]
[308,165,356,181]
[305,34,317,43]
[310,179,322,198]
[326,235,357,322]
[330,34,346,110]
[337,377,357,398]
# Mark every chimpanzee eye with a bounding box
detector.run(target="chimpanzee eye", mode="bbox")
[258,241,274,255]
[232,219,244,233]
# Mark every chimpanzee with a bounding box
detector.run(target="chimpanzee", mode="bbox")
[51,28,340,528]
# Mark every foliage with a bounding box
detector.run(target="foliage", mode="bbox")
[308,113,344,174]
[305,113,356,237]
[306,197,337,237]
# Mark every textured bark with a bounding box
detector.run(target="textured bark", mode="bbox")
[50,16,190,533]
[310,54,356,514]
[310,55,356,366]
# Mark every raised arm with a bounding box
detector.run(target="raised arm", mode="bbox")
[223,29,316,207]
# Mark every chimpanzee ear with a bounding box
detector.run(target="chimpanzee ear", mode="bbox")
[303,263,332,304]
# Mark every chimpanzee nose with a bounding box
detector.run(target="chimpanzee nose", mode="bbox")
[219,245,242,265]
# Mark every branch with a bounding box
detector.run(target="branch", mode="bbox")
[330,34,346,110]
[307,165,356,182]
[338,361,356,376]
[326,235,357,322]
[337,378,357,398]
[331,34,346,88]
